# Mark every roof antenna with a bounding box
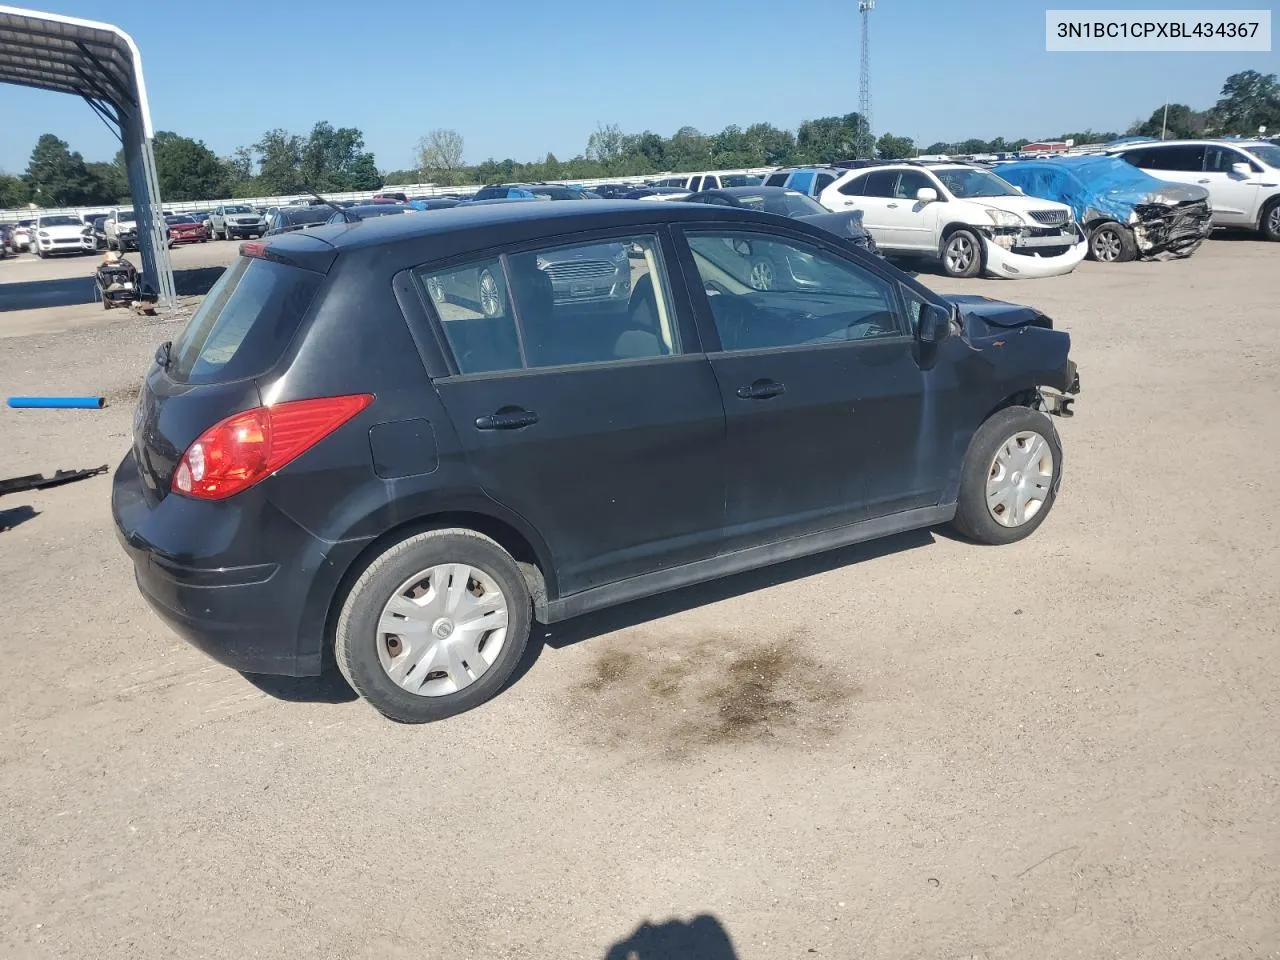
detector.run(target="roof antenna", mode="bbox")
[304,186,354,223]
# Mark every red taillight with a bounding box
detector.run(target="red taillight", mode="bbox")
[171,394,373,500]
[240,241,268,258]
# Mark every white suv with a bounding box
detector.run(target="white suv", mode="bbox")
[30,213,96,258]
[816,163,1087,279]
[1108,139,1280,241]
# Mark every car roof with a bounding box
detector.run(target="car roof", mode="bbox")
[703,186,806,197]
[1111,138,1271,149]
[289,198,800,253]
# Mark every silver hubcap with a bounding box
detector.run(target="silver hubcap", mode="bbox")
[986,430,1054,527]
[1268,206,1280,235]
[748,260,774,290]
[945,235,974,273]
[479,271,501,317]
[1093,229,1121,261]
[376,564,509,697]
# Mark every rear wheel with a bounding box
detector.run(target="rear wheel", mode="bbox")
[1088,222,1136,262]
[950,406,1062,545]
[1261,199,1280,242]
[940,229,983,278]
[335,528,532,723]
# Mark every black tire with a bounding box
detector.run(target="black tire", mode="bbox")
[334,528,532,723]
[940,228,983,278]
[1088,221,1137,262]
[950,405,1063,546]
[1260,198,1280,242]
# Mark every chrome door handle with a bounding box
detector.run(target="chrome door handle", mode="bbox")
[886,202,899,208]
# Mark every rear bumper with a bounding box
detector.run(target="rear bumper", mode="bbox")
[111,451,371,677]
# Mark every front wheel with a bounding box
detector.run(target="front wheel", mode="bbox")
[950,406,1063,545]
[1260,199,1280,242]
[335,528,532,723]
[940,229,983,278]
[1088,222,1136,262]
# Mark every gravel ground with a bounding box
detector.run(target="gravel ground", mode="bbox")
[0,236,1277,960]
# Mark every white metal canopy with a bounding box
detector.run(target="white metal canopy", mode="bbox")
[0,5,175,307]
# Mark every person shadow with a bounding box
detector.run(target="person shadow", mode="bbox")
[604,915,739,960]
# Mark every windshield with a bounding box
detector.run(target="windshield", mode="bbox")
[284,209,330,224]
[168,216,195,224]
[39,215,83,227]
[117,211,136,222]
[1243,143,1280,168]
[528,187,583,200]
[934,169,1019,198]
[224,205,253,214]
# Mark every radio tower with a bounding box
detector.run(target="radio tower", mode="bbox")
[858,0,874,157]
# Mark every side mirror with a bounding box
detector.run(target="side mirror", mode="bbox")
[916,187,938,203]
[1013,186,1025,194]
[1231,161,1252,177]
[917,303,951,344]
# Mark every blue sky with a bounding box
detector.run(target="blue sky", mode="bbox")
[1,0,1276,173]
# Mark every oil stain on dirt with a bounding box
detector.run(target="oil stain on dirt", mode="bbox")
[567,631,856,756]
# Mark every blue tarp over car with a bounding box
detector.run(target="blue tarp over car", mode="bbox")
[995,155,1212,259]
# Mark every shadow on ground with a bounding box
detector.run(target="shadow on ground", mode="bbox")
[244,527,935,708]
[0,504,39,531]
[0,264,226,312]
[506,526,936,691]
[240,669,357,704]
[604,915,738,959]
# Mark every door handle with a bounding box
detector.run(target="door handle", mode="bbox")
[1197,178,1211,183]
[886,202,899,208]
[474,409,538,430]
[736,379,786,400]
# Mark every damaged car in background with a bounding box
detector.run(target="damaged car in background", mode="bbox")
[993,155,1211,263]
[819,161,1087,279]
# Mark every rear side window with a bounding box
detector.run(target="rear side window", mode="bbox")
[815,173,836,194]
[765,172,789,187]
[861,171,897,197]
[1133,145,1204,171]
[838,174,867,196]
[418,234,678,374]
[170,257,322,384]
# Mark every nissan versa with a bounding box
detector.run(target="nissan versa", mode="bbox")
[112,201,1080,723]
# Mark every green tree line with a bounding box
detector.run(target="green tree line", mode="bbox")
[3,70,1276,208]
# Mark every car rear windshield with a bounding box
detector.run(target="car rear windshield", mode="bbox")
[169,256,323,384]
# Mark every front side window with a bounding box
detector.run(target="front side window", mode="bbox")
[815,172,836,194]
[419,234,678,374]
[685,230,904,352]
[894,170,934,199]
[1243,143,1280,169]
[764,172,790,187]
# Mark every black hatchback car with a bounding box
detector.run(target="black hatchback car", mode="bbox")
[113,201,1080,722]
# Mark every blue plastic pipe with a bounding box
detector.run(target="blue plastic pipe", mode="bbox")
[7,396,105,409]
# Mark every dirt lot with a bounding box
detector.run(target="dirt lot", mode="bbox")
[1,236,1277,960]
